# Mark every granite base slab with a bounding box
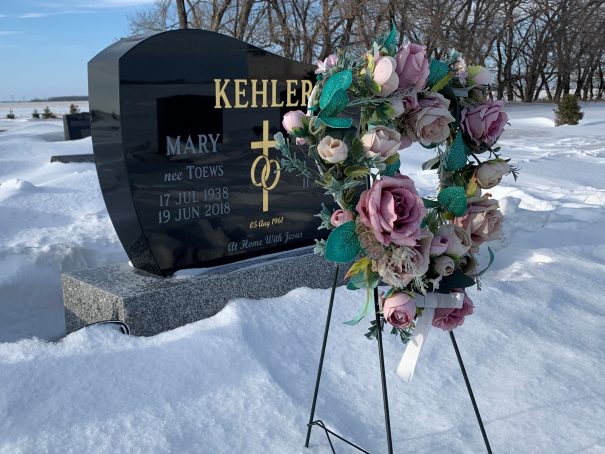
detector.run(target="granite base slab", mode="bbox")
[62,247,346,336]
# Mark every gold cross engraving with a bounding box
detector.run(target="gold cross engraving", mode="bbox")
[250,120,281,212]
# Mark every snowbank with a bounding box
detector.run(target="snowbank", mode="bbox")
[0,103,604,453]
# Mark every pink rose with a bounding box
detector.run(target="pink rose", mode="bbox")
[476,160,511,189]
[432,291,474,331]
[395,43,430,91]
[330,209,354,227]
[361,126,401,160]
[461,100,508,146]
[356,174,426,247]
[430,234,449,255]
[317,136,348,163]
[454,194,503,250]
[373,56,399,96]
[383,293,416,328]
[282,110,305,133]
[407,93,455,146]
[315,54,339,74]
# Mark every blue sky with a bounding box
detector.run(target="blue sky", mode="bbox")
[0,0,157,100]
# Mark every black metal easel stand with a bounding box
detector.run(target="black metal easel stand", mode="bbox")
[303,264,493,453]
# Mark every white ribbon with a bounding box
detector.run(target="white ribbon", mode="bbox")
[396,292,464,383]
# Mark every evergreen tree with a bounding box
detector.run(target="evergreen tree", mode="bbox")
[69,103,80,115]
[32,109,40,119]
[41,106,56,119]
[554,94,584,126]
[6,109,15,119]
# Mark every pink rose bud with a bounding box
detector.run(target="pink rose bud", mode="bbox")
[282,110,305,133]
[472,67,492,86]
[430,234,449,255]
[373,56,399,97]
[383,293,416,328]
[315,54,339,74]
[435,224,472,258]
[330,209,354,227]
[389,99,405,117]
[432,291,474,331]
[476,160,511,189]
[395,43,430,91]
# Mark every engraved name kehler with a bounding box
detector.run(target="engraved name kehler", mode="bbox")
[165,79,312,213]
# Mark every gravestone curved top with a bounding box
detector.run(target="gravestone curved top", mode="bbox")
[88,30,330,276]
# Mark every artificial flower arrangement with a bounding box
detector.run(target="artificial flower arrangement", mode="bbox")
[275,25,516,345]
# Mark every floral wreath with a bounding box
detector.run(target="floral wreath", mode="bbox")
[275,25,517,373]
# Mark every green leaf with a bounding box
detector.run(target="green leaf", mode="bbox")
[383,22,397,49]
[344,165,370,178]
[317,115,353,129]
[444,131,468,171]
[422,198,440,208]
[428,59,450,89]
[422,156,441,170]
[472,247,495,278]
[438,186,467,217]
[320,70,352,111]
[344,288,373,325]
[430,74,453,93]
[383,157,400,176]
[435,271,476,293]
[325,221,361,263]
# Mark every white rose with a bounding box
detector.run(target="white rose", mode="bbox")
[433,255,455,276]
[361,126,401,160]
[317,136,348,163]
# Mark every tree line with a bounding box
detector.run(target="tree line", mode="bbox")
[129,0,605,102]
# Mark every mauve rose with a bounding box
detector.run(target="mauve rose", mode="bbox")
[395,43,430,91]
[282,110,305,133]
[432,291,474,331]
[435,224,472,257]
[433,255,455,276]
[373,56,399,96]
[383,293,416,328]
[407,93,456,146]
[315,54,339,74]
[361,126,401,160]
[454,194,503,250]
[317,136,348,163]
[330,209,354,227]
[461,100,508,146]
[403,93,419,110]
[476,160,511,189]
[430,234,449,256]
[356,174,426,247]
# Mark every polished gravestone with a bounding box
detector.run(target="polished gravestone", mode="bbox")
[64,30,341,335]
[63,112,91,140]
[88,29,330,277]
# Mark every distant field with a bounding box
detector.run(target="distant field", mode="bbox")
[0,101,89,120]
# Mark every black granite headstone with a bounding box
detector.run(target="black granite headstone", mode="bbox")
[63,113,91,140]
[88,30,332,276]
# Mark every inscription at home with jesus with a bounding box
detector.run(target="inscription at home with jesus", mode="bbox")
[89,30,332,276]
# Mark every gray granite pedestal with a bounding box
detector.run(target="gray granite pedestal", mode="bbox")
[62,247,346,336]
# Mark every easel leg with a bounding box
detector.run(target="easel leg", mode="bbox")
[449,331,493,454]
[305,263,340,448]
[373,287,394,454]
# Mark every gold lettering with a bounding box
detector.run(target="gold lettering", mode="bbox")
[270,80,284,107]
[234,79,248,108]
[250,120,280,212]
[301,80,313,107]
[286,80,298,107]
[214,79,231,109]
[251,79,268,108]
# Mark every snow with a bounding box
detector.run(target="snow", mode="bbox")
[1,102,604,453]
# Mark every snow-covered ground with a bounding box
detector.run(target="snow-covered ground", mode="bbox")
[0,103,604,453]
